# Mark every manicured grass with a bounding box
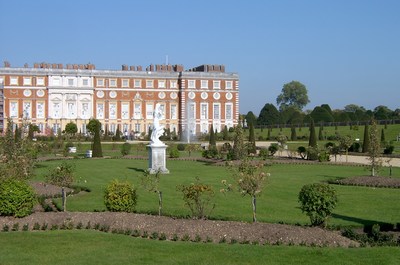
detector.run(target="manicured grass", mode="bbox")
[33,159,400,227]
[0,230,399,265]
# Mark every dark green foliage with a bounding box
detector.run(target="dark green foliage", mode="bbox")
[318,126,324,141]
[120,143,131,156]
[0,179,36,217]
[177,177,215,219]
[268,144,278,156]
[310,106,334,123]
[248,123,256,155]
[169,148,180,158]
[64,122,78,136]
[88,119,103,157]
[290,126,297,141]
[308,119,317,148]
[104,179,137,213]
[222,126,229,141]
[383,145,394,155]
[380,128,385,142]
[362,123,370,153]
[245,111,257,127]
[276,81,310,111]
[231,123,246,160]
[297,146,306,159]
[298,183,338,227]
[114,125,121,141]
[259,148,269,160]
[209,124,216,147]
[177,144,185,151]
[257,103,281,125]
[45,162,75,188]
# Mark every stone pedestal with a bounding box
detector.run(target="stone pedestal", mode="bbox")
[148,144,169,174]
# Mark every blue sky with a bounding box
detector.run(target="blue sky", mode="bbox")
[1,0,399,115]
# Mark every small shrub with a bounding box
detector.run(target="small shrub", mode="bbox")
[142,231,149,238]
[171,233,179,241]
[259,148,269,160]
[76,222,83,229]
[219,237,226,244]
[176,177,215,219]
[297,146,307,159]
[22,224,29,231]
[132,230,140,237]
[268,144,278,156]
[104,179,137,213]
[298,183,338,227]
[384,145,394,155]
[33,222,40,230]
[100,225,110,232]
[177,144,186,151]
[51,224,59,230]
[181,234,190,241]
[12,223,19,231]
[159,233,167,240]
[169,148,180,158]
[41,223,48,230]
[0,179,36,217]
[94,223,100,230]
[150,232,159,240]
[230,238,238,244]
[205,236,213,243]
[194,234,202,243]
[318,151,330,162]
[120,143,132,156]
[85,222,91,229]
[2,224,9,232]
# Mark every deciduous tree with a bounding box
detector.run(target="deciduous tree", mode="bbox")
[276,81,310,111]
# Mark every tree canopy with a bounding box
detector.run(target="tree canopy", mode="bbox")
[257,103,281,126]
[276,81,310,111]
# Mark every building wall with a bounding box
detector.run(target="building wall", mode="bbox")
[0,62,239,137]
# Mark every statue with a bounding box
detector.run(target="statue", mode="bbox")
[150,103,165,146]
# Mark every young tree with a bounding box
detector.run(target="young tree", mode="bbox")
[290,126,297,141]
[224,158,269,222]
[368,119,382,176]
[209,124,216,147]
[45,162,75,211]
[380,128,385,143]
[318,126,324,141]
[276,81,310,111]
[338,135,353,163]
[64,122,78,139]
[362,123,370,153]
[141,170,163,216]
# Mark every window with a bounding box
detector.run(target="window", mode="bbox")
[213,81,220,89]
[53,102,61,118]
[97,79,104,87]
[121,103,129,119]
[134,79,141,88]
[146,80,153,88]
[188,80,195,88]
[10,77,18,85]
[146,103,153,119]
[134,123,141,133]
[109,103,117,119]
[23,77,32,86]
[110,124,116,134]
[82,79,89,86]
[201,80,208,89]
[10,102,18,118]
[36,102,45,119]
[0,77,4,85]
[53,78,60,86]
[188,103,196,120]
[158,80,166,88]
[170,80,177,88]
[109,79,117,87]
[68,79,74,86]
[226,81,233,89]
[23,102,31,118]
[213,103,220,120]
[36,77,44,86]
[200,103,208,119]
[97,103,104,119]
[225,103,233,120]
[122,79,129,87]
[82,103,89,118]
[170,104,177,119]
[134,103,142,119]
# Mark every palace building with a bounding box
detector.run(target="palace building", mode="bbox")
[0,62,239,138]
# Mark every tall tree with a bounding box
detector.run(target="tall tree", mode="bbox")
[290,126,297,141]
[373,105,392,120]
[318,126,324,141]
[222,125,229,141]
[310,106,334,123]
[245,111,257,127]
[209,124,216,147]
[87,119,103,157]
[257,103,281,126]
[362,123,370,153]
[248,122,256,154]
[380,128,385,143]
[308,119,317,148]
[232,122,246,160]
[276,81,310,111]
[368,119,382,176]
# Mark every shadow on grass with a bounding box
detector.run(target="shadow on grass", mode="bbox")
[34,163,49,169]
[128,167,146,173]
[332,213,396,231]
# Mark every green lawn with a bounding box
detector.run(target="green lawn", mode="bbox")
[33,159,400,227]
[0,230,399,265]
